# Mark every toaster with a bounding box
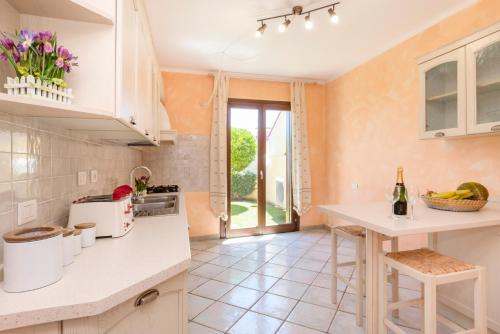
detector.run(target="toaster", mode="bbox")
[68,195,134,238]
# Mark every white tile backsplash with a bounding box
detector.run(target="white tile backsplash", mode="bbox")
[0,112,142,264]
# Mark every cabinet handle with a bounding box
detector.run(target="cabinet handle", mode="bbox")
[130,116,136,125]
[134,289,159,307]
[145,130,149,136]
[434,132,445,138]
[491,125,500,132]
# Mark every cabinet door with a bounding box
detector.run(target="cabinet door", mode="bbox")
[116,0,138,128]
[466,31,500,134]
[135,17,150,137]
[419,48,466,139]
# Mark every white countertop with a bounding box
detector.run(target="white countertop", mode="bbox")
[0,193,191,331]
[320,201,500,237]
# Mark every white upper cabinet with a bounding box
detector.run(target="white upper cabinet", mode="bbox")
[466,31,500,135]
[419,23,500,139]
[419,48,466,139]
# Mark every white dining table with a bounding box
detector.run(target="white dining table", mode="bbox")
[319,201,500,334]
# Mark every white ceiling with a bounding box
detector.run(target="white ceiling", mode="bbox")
[144,0,477,81]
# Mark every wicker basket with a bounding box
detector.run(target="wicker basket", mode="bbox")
[421,195,487,212]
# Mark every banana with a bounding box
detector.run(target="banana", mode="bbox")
[449,195,460,200]
[456,189,473,195]
[431,191,456,199]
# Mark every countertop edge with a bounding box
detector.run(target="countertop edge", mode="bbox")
[1,258,191,331]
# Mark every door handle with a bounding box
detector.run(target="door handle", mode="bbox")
[260,170,263,180]
[134,289,159,307]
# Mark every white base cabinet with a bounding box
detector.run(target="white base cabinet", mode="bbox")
[1,272,188,334]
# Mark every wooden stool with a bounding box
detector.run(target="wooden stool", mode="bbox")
[331,225,399,327]
[379,248,487,334]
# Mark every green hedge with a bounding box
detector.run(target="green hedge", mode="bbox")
[231,171,257,200]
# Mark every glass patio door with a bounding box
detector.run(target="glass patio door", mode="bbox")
[226,100,297,237]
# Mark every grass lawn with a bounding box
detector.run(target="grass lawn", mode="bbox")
[230,200,287,229]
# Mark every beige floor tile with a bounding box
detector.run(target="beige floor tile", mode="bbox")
[269,254,300,267]
[302,250,331,262]
[338,292,364,315]
[251,293,297,320]
[193,302,246,332]
[188,294,214,320]
[192,251,220,262]
[328,311,364,334]
[191,280,235,300]
[229,311,282,334]
[191,263,227,279]
[255,263,290,278]
[287,301,335,332]
[209,255,241,267]
[188,275,210,292]
[279,247,308,258]
[246,250,277,262]
[268,279,309,300]
[301,285,342,309]
[239,273,279,291]
[231,258,265,272]
[294,258,326,272]
[282,268,318,285]
[277,321,324,334]
[213,268,251,285]
[219,286,264,309]
[188,321,223,334]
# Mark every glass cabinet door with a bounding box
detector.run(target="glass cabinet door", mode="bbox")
[467,31,500,134]
[419,48,466,138]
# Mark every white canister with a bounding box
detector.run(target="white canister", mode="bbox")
[73,229,82,255]
[75,223,96,247]
[3,226,63,292]
[62,228,74,266]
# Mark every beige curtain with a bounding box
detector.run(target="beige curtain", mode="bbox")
[209,72,230,219]
[291,81,312,215]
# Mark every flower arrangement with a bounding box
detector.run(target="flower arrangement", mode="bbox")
[0,29,78,88]
[134,176,150,196]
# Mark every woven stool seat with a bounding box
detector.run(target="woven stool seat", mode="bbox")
[336,225,366,238]
[386,248,475,275]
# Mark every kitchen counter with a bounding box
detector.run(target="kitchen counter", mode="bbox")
[0,193,191,331]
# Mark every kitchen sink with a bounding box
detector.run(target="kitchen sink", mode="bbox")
[132,194,179,217]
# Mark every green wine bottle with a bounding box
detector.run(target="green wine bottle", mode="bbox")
[393,167,407,216]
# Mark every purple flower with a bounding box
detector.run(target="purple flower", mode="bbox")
[0,37,20,62]
[56,46,75,72]
[17,29,36,53]
[37,31,53,53]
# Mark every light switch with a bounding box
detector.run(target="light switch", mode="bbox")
[18,200,37,226]
[78,171,87,186]
[90,170,98,183]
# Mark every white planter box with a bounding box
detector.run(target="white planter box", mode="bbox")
[4,75,74,104]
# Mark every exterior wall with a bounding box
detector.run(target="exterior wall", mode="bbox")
[156,72,327,237]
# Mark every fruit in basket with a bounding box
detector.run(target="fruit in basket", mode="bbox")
[457,182,489,200]
[429,190,474,200]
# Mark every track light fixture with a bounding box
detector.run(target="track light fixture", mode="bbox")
[328,7,339,24]
[255,2,340,38]
[255,21,267,38]
[278,17,291,32]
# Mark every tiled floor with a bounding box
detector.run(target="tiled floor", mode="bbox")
[186,229,470,334]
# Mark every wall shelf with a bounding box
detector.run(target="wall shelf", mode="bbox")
[477,80,500,94]
[426,91,457,103]
[0,93,112,119]
[7,0,113,25]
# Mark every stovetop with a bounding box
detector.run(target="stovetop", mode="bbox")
[147,185,179,194]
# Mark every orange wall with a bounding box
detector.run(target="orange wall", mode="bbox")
[162,72,327,237]
[325,0,500,247]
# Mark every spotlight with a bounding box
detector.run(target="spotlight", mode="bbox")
[278,17,291,32]
[304,14,313,30]
[328,7,339,24]
[255,22,267,38]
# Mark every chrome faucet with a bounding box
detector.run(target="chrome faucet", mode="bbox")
[129,165,153,189]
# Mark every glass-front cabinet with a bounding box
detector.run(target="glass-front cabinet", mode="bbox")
[466,31,500,134]
[419,48,466,138]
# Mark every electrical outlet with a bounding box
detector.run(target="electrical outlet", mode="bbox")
[18,200,37,225]
[351,182,359,190]
[90,170,98,183]
[78,171,87,186]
